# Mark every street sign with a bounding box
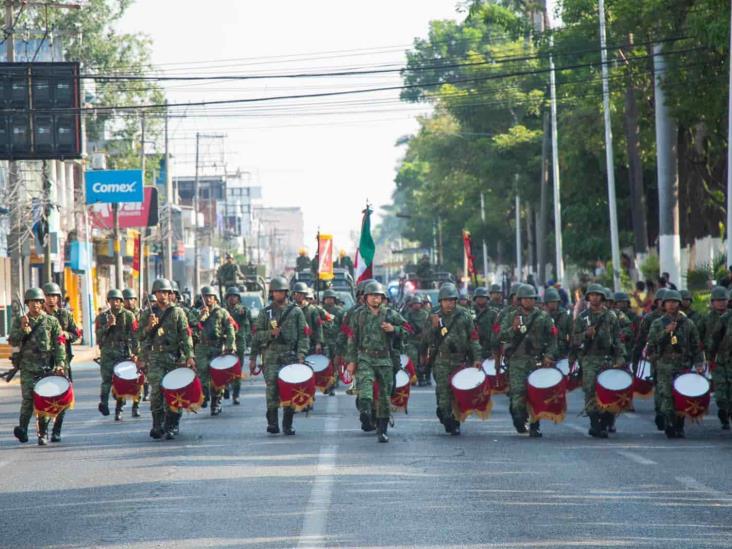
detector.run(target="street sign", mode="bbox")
[85,170,144,204]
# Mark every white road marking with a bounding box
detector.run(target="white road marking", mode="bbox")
[297,396,339,549]
[675,476,728,498]
[616,450,656,465]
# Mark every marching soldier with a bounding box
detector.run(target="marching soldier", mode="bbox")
[224,286,252,405]
[250,276,309,435]
[192,286,236,415]
[426,282,481,436]
[708,302,732,430]
[95,289,140,421]
[613,292,636,364]
[646,290,704,439]
[569,284,624,438]
[680,289,701,326]
[544,287,572,360]
[321,288,345,394]
[137,278,195,440]
[345,281,409,442]
[500,284,557,438]
[403,295,430,385]
[697,286,728,353]
[488,283,504,310]
[123,288,140,319]
[473,287,499,361]
[216,253,245,295]
[42,282,80,442]
[292,282,323,355]
[10,288,66,445]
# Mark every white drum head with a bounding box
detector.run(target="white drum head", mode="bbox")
[481,359,496,376]
[305,354,329,373]
[451,368,486,391]
[527,367,563,389]
[395,369,410,389]
[400,354,409,369]
[34,376,70,397]
[556,358,570,376]
[637,360,652,380]
[210,354,239,371]
[674,373,710,397]
[113,361,139,381]
[597,369,632,391]
[162,368,195,390]
[279,363,314,383]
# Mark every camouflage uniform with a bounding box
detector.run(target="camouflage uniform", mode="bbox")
[403,301,430,383]
[226,297,252,403]
[474,301,499,360]
[137,296,194,438]
[8,302,66,444]
[709,311,732,428]
[300,302,324,354]
[647,305,703,438]
[216,261,244,290]
[322,301,345,360]
[547,308,572,359]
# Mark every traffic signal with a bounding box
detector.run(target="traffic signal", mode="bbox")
[0,62,81,160]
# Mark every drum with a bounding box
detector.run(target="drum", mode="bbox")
[400,354,417,385]
[278,363,316,412]
[555,358,582,392]
[306,354,335,393]
[595,369,634,414]
[527,367,567,423]
[209,354,243,390]
[111,360,144,400]
[244,353,263,376]
[161,368,204,412]
[673,372,710,421]
[33,375,74,419]
[450,367,492,421]
[633,359,654,399]
[481,358,508,395]
[391,369,411,413]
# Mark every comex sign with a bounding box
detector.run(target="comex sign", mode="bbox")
[85,170,144,204]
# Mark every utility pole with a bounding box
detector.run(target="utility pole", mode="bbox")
[193,132,201,295]
[480,192,489,283]
[164,104,174,281]
[42,161,52,283]
[515,191,522,280]
[139,111,146,297]
[599,0,622,292]
[653,44,681,286]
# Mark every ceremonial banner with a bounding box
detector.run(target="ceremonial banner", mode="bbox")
[463,230,476,277]
[354,206,375,284]
[318,233,334,281]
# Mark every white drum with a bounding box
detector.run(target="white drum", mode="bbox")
[113,360,139,381]
[595,369,634,413]
[278,363,314,384]
[210,354,239,371]
[162,367,196,391]
[481,358,497,376]
[673,372,711,420]
[452,367,486,391]
[305,354,330,374]
[394,369,410,390]
[555,358,570,377]
[34,375,71,398]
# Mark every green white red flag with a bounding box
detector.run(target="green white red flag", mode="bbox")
[354,206,375,284]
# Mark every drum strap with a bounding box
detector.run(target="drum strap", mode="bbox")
[509,311,539,355]
[21,315,46,347]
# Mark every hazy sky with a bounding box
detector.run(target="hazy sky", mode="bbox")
[116,1,460,256]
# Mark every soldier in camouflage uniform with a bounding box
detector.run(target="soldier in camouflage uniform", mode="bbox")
[124,288,147,401]
[191,286,236,416]
[614,292,638,362]
[321,289,345,395]
[647,290,704,439]
[708,300,732,430]
[500,284,558,437]
[292,282,323,355]
[697,286,727,355]
[473,287,499,361]
[95,289,140,421]
[10,288,66,445]
[425,283,482,436]
[225,286,252,405]
[42,282,80,442]
[569,284,625,438]
[701,287,730,429]
[345,281,409,442]
[544,288,572,360]
[680,290,701,326]
[488,283,504,310]
[250,276,309,435]
[216,253,244,295]
[403,295,430,385]
[136,278,195,440]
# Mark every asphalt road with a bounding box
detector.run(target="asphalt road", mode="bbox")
[1,362,732,549]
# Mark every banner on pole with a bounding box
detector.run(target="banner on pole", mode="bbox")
[318,234,334,281]
[463,230,476,278]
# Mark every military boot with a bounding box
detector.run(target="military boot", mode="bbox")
[37,418,49,446]
[512,416,528,434]
[360,410,376,432]
[529,421,542,438]
[674,416,686,439]
[223,386,230,400]
[114,399,124,421]
[142,382,149,401]
[377,418,389,443]
[232,385,241,405]
[201,386,210,409]
[51,414,64,442]
[588,413,605,438]
[448,417,461,436]
[664,413,678,439]
[173,411,182,435]
[163,412,177,440]
[654,413,666,431]
[13,426,28,443]
[282,408,296,436]
[149,413,164,439]
[266,409,280,434]
[210,392,222,416]
[131,400,140,418]
[718,408,730,430]
[604,412,616,434]
[98,400,110,416]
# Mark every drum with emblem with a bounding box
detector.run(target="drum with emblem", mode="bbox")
[161,367,204,412]
[450,367,492,421]
[527,367,567,423]
[399,354,418,385]
[633,359,654,398]
[278,363,316,412]
[112,360,144,400]
[673,372,710,421]
[481,358,508,395]
[33,375,74,419]
[595,369,634,414]
[391,369,411,413]
[305,354,335,393]
[209,354,243,390]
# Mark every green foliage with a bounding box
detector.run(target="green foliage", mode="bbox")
[640,254,660,282]
[686,264,713,291]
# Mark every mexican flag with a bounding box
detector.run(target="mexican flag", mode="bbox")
[354,206,375,284]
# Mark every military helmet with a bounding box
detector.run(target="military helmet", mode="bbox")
[200,286,218,298]
[292,281,309,294]
[356,280,373,296]
[680,289,692,301]
[225,286,241,299]
[585,283,606,300]
[654,288,668,302]
[438,282,459,301]
[711,286,728,301]
[42,282,62,296]
[107,289,124,301]
[421,294,432,304]
[662,289,682,303]
[269,277,289,292]
[363,280,386,297]
[322,289,338,300]
[170,280,181,296]
[122,288,137,300]
[473,287,489,299]
[151,278,173,293]
[516,284,538,299]
[24,287,45,302]
[614,291,630,303]
[489,284,502,294]
[604,288,615,301]
[544,287,561,302]
[508,282,521,297]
